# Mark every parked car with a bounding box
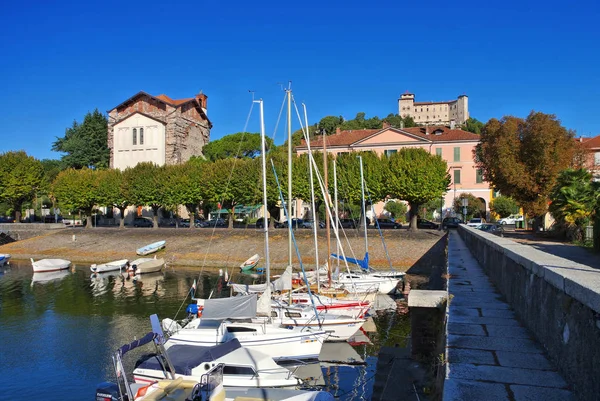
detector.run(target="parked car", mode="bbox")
[467,218,485,227]
[255,217,270,228]
[199,218,227,228]
[442,217,462,230]
[337,218,357,229]
[0,217,15,223]
[476,223,501,234]
[498,214,523,225]
[301,220,325,229]
[132,217,153,227]
[275,218,303,229]
[372,218,402,229]
[179,219,203,228]
[417,218,439,229]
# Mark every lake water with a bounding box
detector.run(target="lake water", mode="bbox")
[0,260,410,401]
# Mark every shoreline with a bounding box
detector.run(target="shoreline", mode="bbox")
[0,227,445,274]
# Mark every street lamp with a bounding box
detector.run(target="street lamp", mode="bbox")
[439,194,444,231]
[461,197,469,223]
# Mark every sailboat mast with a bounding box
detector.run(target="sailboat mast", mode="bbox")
[257,99,271,314]
[303,104,320,290]
[323,131,331,285]
[286,86,293,267]
[333,159,339,274]
[359,156,368,254]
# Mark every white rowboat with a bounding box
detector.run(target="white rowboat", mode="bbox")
[136,240,166,256]
[90,259,129,273]
[31,258,71,273]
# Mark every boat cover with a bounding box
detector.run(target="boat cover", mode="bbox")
[230,266,293,294]
[119,332,157,356]
[136,340,242,375]
[201,294,257,320]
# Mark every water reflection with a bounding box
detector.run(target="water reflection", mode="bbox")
[0,259,410,401]
[31,269,71,285]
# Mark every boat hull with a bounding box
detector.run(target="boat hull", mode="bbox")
[129,258,164,274]
[90,259,129,273]
[136,241,166,256]
[0,254,10,266]
[167,326,327,361]
[31,258,71,273]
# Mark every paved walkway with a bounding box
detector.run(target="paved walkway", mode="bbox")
[443,230,576,401]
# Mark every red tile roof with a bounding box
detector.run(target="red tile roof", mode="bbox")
[298,126,480,148]
[155,94,195,106]
[580,135,600,149]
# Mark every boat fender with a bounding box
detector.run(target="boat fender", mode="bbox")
[197,306,203,318]
[186,303,198,315]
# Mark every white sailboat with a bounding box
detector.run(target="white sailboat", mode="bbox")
[162,99,329,362]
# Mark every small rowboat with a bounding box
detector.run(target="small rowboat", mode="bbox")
[0,253,10,266]
[239,254,260,271]
[31,258,71,273]
[90,259,129,273]
[136,240,166,256]
[128,257,165,275]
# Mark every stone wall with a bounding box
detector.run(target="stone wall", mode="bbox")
[0,223,66,241]
[458,225,600,401]
[108,93,210,168]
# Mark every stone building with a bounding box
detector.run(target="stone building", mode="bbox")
[107,91,212,170]
[398,92,469,126]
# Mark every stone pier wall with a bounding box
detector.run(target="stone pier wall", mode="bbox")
[458,225,600,401]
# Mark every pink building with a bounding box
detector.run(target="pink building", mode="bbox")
[296,123,491,219]
[580,135,600,181]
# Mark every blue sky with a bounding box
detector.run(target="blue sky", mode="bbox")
[1,0,598,160]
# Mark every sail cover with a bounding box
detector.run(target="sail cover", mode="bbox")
[330,252,369,270]
[230,266,292,294]
[201,294,257,320]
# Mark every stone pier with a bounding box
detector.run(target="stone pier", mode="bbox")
[443,230,575,400]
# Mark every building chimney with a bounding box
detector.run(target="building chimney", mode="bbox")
[425,125,429,135]
[450,119,456,130]
[400,120,404,129]
[336,127,341,135]
[195,92,208,109]
[382,121,391,129]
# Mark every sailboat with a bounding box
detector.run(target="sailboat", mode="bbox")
[160,99,329,362]
[329,156,404,294]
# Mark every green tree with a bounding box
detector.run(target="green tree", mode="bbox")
[475,112,576,218]
[490,196,519,218]
[335,151,387,228]
[164,163,207,228]
[383,114,417,128]
[123,162,166,228]
[52,109,109,169]
[452,193,485,221]
[51,168,98,228]
[40,159,64,191]
[202,132,273,161]
[96,169,129,228]
[0,151,44,222]
[317,116,344,134]
[462,117,485,134]
[384,201,408,222]
[549,168,599,242]
[386,148,451,231]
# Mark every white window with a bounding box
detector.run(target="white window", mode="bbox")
[132,128,137,145]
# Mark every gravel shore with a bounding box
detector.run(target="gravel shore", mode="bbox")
[0,226,445,274]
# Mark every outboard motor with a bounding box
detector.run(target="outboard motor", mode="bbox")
[95,382,121,401]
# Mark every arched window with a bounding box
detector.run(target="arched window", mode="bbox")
[132,128,137,145]
[139,128,144,145]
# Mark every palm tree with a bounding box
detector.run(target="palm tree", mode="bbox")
[549,169,598,242]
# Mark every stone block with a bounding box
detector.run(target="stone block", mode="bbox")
[495,351,554,370]
[484,324,532,339]
[447,348,496,365]
[447,363,568,388]
[447,322,486,336]
[510,385,576,401]
[443,379,509,401]
[448,334,543,353]
[407,290,447,308]
[563,269,600,313]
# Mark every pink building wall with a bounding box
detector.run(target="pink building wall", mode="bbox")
[297,127,492,220]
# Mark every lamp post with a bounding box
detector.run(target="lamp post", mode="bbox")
[461,197,469,223]
[439,194,444,231]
